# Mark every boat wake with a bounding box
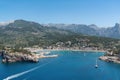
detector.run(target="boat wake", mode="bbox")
[3,63,49,80]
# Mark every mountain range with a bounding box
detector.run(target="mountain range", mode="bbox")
[44,23,120,39]
[0,19,119,50]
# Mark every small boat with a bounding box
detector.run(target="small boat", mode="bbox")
[95,59,98,68]
[95,64,98,68]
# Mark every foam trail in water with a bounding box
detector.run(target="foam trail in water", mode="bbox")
[3,63,49,80]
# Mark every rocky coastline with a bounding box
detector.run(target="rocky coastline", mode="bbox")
[0,50,58,63]
[0,51,38,63]
[99,56,120,64]
[98,50,120,64]
[2,48,119,64]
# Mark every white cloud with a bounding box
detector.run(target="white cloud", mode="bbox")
[0,20,15,26]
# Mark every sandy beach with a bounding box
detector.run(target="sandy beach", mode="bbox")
[26,48,106,53]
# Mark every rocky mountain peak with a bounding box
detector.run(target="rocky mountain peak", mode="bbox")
[114,23,120,29]
[88,24,99,30]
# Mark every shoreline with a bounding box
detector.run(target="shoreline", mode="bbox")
[26,48,106,53]
[0,48,105,63]
[46,49,105,53]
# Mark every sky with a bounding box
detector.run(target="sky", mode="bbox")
[0,0,120,27]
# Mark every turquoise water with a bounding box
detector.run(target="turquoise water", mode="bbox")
[0,51,120,80]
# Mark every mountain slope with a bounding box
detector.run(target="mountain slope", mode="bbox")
[45,23,120,39]
[0,20,75,48]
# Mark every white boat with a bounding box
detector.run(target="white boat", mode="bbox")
[95,59,98,68]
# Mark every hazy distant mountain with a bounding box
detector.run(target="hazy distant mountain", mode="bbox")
[44,24,100,35]
[44,23,120,39]
[104,23,120,38]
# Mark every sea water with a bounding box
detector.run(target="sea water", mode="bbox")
[0,51,120,80]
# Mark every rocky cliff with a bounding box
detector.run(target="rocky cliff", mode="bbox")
[1,51,38,63]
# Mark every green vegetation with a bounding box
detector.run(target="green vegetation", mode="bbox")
[9,48,31,54]
[0,20,120,55]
